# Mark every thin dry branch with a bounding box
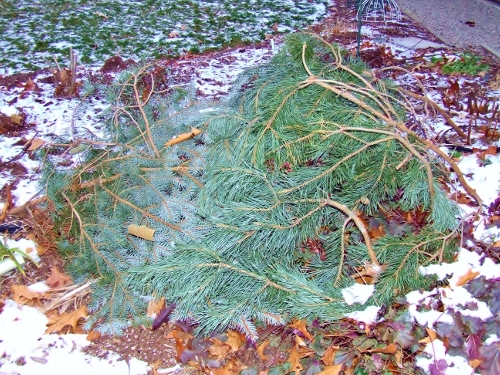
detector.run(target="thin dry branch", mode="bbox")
[399,88,467,139]
[100,185,184,232]
[320,198,379,267]
[8,196,47,216]
[133,67,160,157]
[196,262,293,292]
[298,43,482,207]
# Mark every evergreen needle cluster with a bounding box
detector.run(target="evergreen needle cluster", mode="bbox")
[42,34,459,336]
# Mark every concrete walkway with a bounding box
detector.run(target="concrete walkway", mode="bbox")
[395,0,500,56]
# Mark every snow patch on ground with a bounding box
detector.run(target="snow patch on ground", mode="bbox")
[416,339,474,375]
[341,283,374,305]
[0,300,150,375]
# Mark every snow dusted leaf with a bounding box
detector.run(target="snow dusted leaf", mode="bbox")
[392,329,416,349]
[479,342,500,375]
[466,334,482,361]
[460,314,486,335]
[435,322,464,348]
[429,359,448,375]
[489,282,500,314]
[466,276,490,298]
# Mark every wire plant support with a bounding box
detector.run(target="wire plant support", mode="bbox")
[353,0,402,58]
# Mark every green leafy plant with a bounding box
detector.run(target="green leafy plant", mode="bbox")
[430,52,489,76]
[0,241,39,276]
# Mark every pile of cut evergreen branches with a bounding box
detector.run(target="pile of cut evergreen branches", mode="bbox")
[42,33,463,336]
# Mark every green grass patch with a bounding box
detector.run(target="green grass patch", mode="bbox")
[0,0,327,73]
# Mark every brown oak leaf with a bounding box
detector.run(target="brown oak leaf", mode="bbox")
[456,268,480,287]
[316,364,343,375]
[46,305,87,334]
[45,267,73,288]
[225,330,245,352]
[10,285,45,305]
[208,338,232,360]
[288,319,313,340]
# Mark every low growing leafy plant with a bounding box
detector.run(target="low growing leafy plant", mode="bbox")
[430,52,489,76]
[0,241,39,276]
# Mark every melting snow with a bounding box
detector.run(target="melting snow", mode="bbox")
[0,300,150,375]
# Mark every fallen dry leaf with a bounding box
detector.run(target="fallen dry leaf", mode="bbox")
[295,334,307,347]
[45,266,73,288]
[450,192,473,205]
[456,268,480,287]
[286,344,315,375]
[147,296,165,318]
[24,78,37,91]
[86,330,101,342]
[10,114,23,125]
[10,285,45,305]
[394,349,404,368]
[27,137,45,151]
[0,202,8,222]
[213,358,242,375]
[469,358,481,369]
[226,330,245,352]
[24,233,48,256]
[0,184,14,221]
[166,328,193,342]
[321,345,338,366]
[46,305,87,334]
[316,364,343,375]
[368,343,398,354]
[419,328,438,344]
[286,344,304,375]
[174,338,188,363]
[484,145,498,156]
[208,338,232,360]
[257,340,270,361]
[288,319,313,340]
